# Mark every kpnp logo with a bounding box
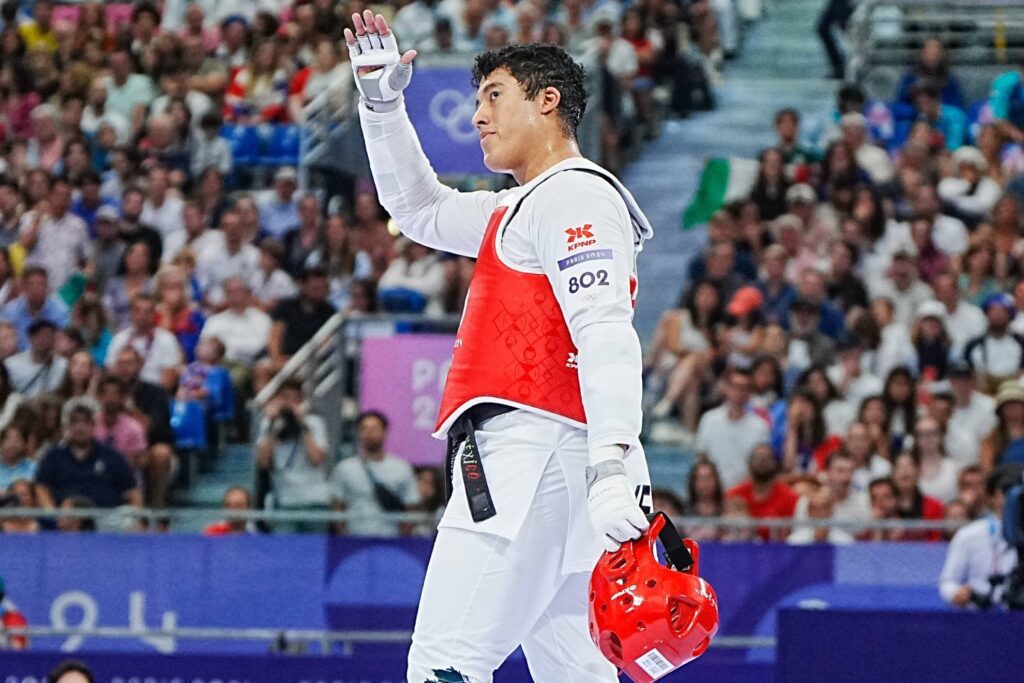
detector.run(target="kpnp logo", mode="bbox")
[566,352,578,369]
[565,224,596,251]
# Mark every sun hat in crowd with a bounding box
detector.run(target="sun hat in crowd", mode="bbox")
[915,300,947,323]
[981,292,1015,316]
[785,183,816,205]
[952,146,987,172]
[995,381,1024,411]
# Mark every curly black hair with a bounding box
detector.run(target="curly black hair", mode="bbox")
[471,44,587,139]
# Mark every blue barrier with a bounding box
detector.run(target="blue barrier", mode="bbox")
[0,535,950,661]
[777,608,1024,682]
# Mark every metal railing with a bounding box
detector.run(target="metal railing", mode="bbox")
[848,0,1024,101]
[2,625,773,653]
[0,505,973,534]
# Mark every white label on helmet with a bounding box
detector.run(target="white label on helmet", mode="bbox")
[635,648,676,679]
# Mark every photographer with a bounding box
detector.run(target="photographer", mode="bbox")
[939,465,1019,608]
[255,379,330,532]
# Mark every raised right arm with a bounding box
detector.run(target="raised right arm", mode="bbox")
[348,10,505,258]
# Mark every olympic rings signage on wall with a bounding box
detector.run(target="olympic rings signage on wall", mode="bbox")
[404,68,490,175]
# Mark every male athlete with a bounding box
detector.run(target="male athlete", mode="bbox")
[345,11,653,681]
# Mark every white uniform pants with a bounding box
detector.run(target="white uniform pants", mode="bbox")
[407,411,650,683]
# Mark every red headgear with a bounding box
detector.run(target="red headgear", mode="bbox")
[589,512,719,682]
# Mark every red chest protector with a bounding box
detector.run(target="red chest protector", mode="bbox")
[434,203,586,436]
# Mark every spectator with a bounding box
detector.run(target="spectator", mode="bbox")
[305,213,373,310]
[191,111,233,179]
[0,574,29,649]
[748,148,790,221]
[911,415,959,503]
[956,465,987,519]
[203,486,258,536]
[377,238,447,315]
[843,421,892,493]
[288,37,353,124]
[90,206,126,294]
[154,266,205,362]
[894,38,965,111]
[929,272,985,355]
[775,108,817,166]
[756,245,797,325]
[47,660,96,683]
[912,301,951,380]
[260,168,302,239]
[865,477,904,542]
[868,252,934,328]
[200,277,271,369]
[110,346,175,454]
[413,465,445,535]
[696,369,771,488]
[682,460,725,542]
[70,295,113,366]
[958,243,1000,308]
[816,0,855,80]
[103,242,156,330]
[283,193,322,277]
[266,266,335,373]
[196,210,260,304]
[18,175,90,291]
[938,147,1001,228]
[140,165,185,239]
[788,485,854,545]
[779,387,837,475]
[905,82,966,151]
[948,359,998,448]
[840,113,893,184]
[965,293,1024,392]
[0,424,32,495]
[939,466,1017,608]
[255,380,330,530]
[56,350,97,401]
[94,374,148,475]
[35,398,142,509]
[329,410,420,537]
[785,296,837,371]
[4,320,66,397]
[105,293,183,389]
[103,48,155,136]
[926,390,977,467]
[56,497,97,533]
[0,179,22,250]
[982,382,1024,470]
[393,0,441,52]
[826,240,868,314]
[26,104,64,173]
[988,53,1024,144]
[163,200,219,265]
[249,239,297,311]
[725,443,799,541]
[224,39,288,123]
[118,186,164,268]
[891,451,944,541]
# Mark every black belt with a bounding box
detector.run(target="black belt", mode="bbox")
[444,404,515,522]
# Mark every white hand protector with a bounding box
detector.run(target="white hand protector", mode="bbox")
[586,446,650,552]
[346,25,413,112]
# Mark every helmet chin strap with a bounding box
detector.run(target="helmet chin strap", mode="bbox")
[650,512,694,572]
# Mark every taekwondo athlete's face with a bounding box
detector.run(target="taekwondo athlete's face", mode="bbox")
[473,68,538,174]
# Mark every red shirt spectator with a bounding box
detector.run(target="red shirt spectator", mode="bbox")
[892,452,945,541]
[0,578,28,650]
[724,443,799,540]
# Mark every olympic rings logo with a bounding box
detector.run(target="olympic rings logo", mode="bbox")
[429,88,479,144]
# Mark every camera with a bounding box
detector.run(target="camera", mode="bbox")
[275,408,303,441]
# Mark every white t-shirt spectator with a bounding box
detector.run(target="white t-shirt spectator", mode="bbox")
[696,406,770,489]
[377,253,447,315]
[330,453,421,537]
[4,352,66,397]
[105,328,183,385]
[868,279,935,327]
[196,241,260,299]
[966,335,1024,379]
[938,176,1002,219]
[852,455,892,493]
[931,214,969,257]
[141,195,186,239]
[950,391,998,444]
[918,457,960,503]
[103,73,155,122]
[855,144,894,184]
[200,307,272,365]
[162,227,223,265]
[248,269,298,308]
[945,300,987,354]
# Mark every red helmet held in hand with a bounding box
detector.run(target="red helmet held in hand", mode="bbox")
[589,512,719,682]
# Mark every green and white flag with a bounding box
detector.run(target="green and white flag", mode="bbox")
[682,157,760,229]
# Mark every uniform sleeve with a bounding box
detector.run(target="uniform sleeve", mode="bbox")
[939,528,970,604]
[527,174,643,451]
[358,102,510,257]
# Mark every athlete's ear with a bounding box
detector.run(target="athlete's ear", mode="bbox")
[539,86,561,116]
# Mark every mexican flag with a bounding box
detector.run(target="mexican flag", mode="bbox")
[682,157,760,229]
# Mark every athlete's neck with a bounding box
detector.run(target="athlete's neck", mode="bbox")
[513,139,582,185]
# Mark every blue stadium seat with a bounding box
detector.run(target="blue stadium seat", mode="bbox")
[261,124,302,166]
[220,124,262,166]
[378,287,428,314]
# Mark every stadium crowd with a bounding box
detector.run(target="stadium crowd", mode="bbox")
[0,0,729,535]
[645,37,1024,544]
